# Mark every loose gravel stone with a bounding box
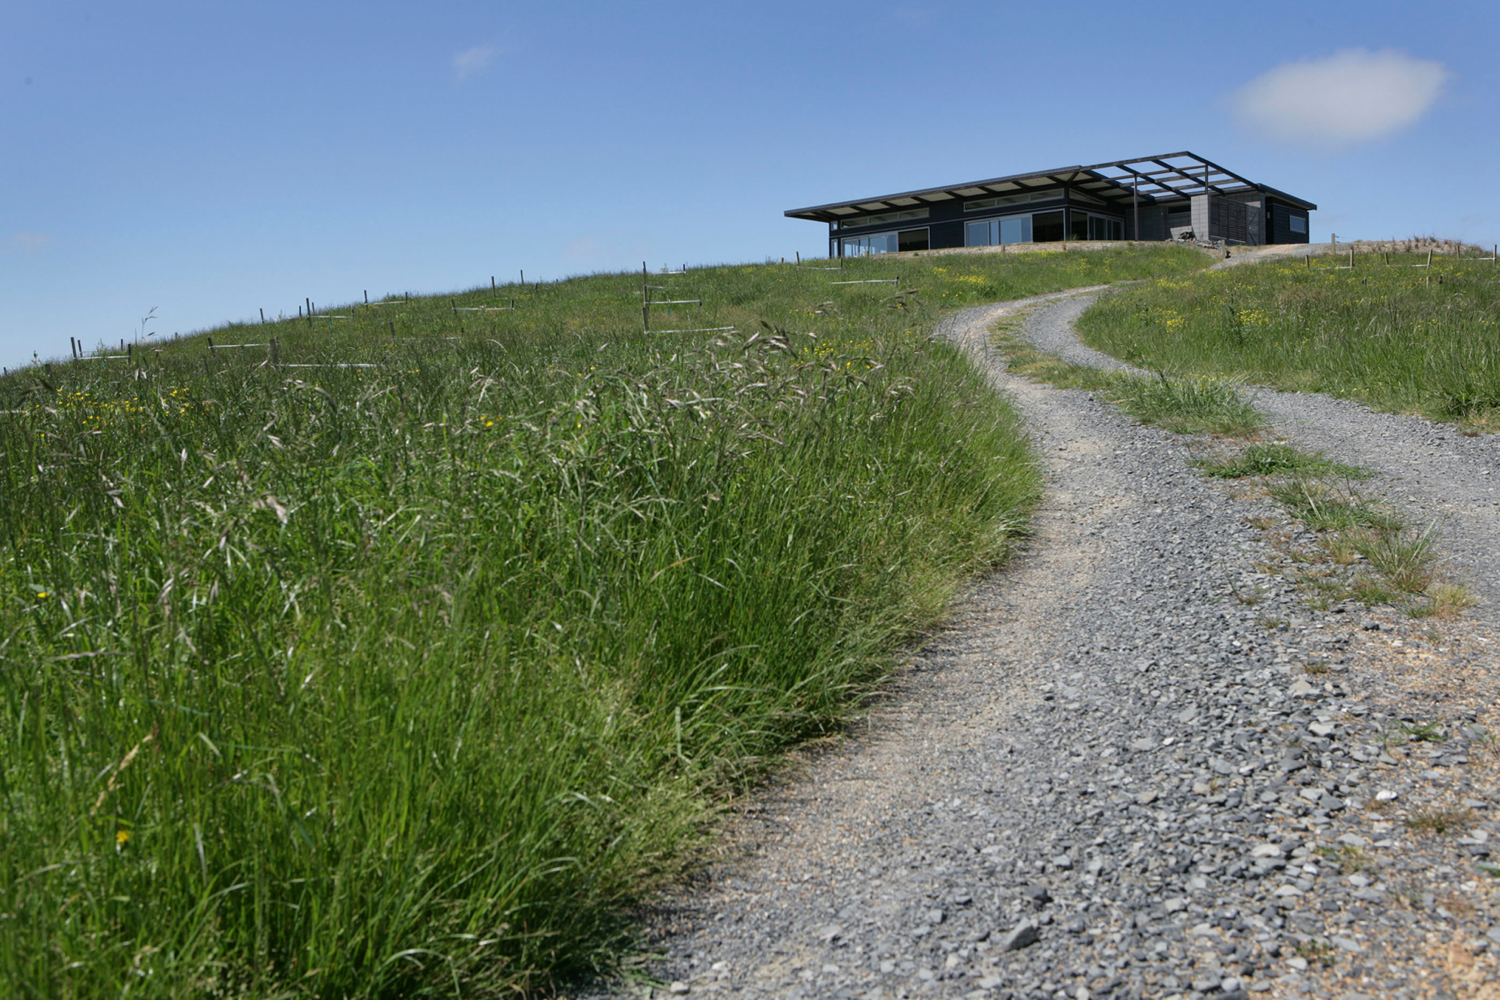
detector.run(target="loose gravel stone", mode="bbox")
[998,920,1041,953]
[584,291,1500,1000]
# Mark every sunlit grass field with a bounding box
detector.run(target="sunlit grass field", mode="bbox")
[0,245,1204,998]
[1076,247,1500,429]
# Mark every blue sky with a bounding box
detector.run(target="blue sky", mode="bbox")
[3,1,1496,369]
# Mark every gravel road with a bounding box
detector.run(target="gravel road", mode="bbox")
[1025,287,1500,620]
[598,293,1500,1000]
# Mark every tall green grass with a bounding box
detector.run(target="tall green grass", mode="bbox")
[1076,249,1500,427]
[0,246,1203,998]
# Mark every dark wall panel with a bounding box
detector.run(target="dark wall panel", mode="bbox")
[1268,200,1311,244]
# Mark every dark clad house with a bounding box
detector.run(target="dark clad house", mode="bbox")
[785,152,1315,258]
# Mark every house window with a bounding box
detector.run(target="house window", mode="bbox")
[839,208,929,229]
[965,191,1055,212]
[1289,215,1308,234]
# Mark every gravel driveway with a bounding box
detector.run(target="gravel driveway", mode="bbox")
[1025,288,1500,620]
[597,293,1500,1000]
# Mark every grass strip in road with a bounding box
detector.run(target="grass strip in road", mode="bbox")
[1351,522,1441,594]
[0,245,1206,998]
[1263,490,1467,618]
[1111,374,1264,436]
[1075,246,1500,431]
[1266,479,1404,533]
[1194,443,1371,480]
[995,326,1263,437]
[1204,446,1471,618]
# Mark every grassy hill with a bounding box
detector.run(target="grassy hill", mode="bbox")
[0,245,1205,998]
[1078,244,1500,431]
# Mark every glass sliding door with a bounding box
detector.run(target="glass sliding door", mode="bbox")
[999,216,1031,244]
[1069,211,1089,241]
[966,215,1035,248]
[1080,212,1125,241]
[898,228,929,252]
[841,231,899,256]
[1080,215,1126,241]
[1033,211,1065,242]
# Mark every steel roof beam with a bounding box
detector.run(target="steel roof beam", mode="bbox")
[785,151,1314,219]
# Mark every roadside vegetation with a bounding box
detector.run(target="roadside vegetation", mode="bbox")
[1076,244,1500,431]
[0,245,1204,997]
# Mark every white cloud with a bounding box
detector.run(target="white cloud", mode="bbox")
[564,236,602,259]
[1229,49,1449,150]
[451,44,497,82]
[562,232,651,264]
[10,232,57,253]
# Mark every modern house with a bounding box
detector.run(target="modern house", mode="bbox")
[785,152,1315,257]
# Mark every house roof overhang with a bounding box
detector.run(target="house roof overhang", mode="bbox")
[784,151,1317,223]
